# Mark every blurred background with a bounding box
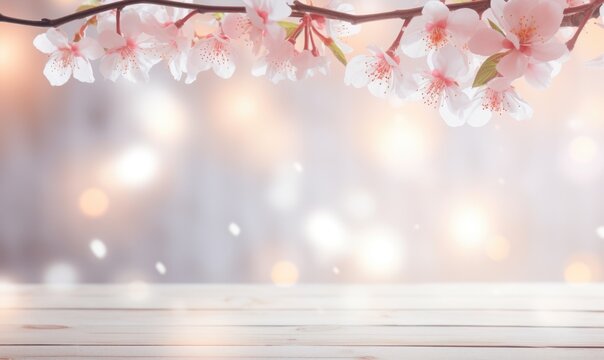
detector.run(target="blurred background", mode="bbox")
[0,0,603,285]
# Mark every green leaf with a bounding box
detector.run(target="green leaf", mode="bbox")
[472,52,506,88]
[278,21,300,38]
[327,40,347,66]
[488,19,505,36]
[76,0,101,12]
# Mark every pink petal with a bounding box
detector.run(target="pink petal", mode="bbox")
[496,51,529,79]
[434,45,468,78]
[468,28,505,56]
[78,37,104,60]
[503,0,537,32]
[422,1,449,22]
[530,40,567,62]
[530,1,564,41]
[99,30,126,49]
[524,62,554,89]
[120,11,143,37]
[488,77,513,92]
[447,8,480,40]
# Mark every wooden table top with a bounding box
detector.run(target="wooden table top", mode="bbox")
[1,284,604,359]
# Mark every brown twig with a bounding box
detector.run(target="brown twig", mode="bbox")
[0,0,600,28]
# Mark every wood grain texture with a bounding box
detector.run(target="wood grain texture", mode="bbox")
[1,284,603,359]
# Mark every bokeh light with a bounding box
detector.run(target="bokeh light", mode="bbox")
[135,87,187,144]
[89,238,107,259]
[355,227,404,277]
[79,188,110,218]
[271,261,299,287]
[155,262,167,275]
[564,261,593,283]
[228,222,241,237]
[112,145,159,187]
[305,210,348,258]
[449,206,490,249]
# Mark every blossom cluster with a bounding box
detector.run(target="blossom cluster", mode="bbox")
[32,0,604,126]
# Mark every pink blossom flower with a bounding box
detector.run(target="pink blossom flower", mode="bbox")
[252,38,297,83]
[98,11,161,83]
[466,77,533,126]
[401,0,480,58]
[291,49,329,80]
[418,45,470,126]
[311,1,361,53]
[33,28,103,86]
[468,0,568,80]
[524,60,561,89]
[143,3,195,81]
[344,46,417,99]
[186,33,237,82]
[252,36,331,82]
[243,0,292,41]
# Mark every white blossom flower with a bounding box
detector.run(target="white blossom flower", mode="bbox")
[252,37,297,83]
[98,11,161,82]
[465,77,533,126]
[401,0,480,58]
[418,45,470,126]
[344,46,417,99]
[143,2,195,81]
[33,28,103,86]
[186,33,237,82]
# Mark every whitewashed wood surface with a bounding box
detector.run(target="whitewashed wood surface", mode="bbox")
[1,284,604,359]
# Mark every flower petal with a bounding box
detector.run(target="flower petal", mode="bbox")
[422,1,449,22]
[448,8,480,40]
[531,1,564,41]
[468,28,505,56]
[46,28,69,49]
[530,40,567,62]
[33,33,57,54]
[503,0,537,32]
[43,53,72,86]
[78,37,105,60]
[72,57,95,83]
[496,51,529,79]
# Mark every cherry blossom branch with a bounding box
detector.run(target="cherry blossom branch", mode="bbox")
[566,1,602,50]
[0,0,599,29]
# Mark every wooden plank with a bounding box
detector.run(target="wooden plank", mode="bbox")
[2,346,604,359]
[4,308,604,327]
[8,284,604,298]
[3,285,604,311]
[3,285,604,359]
[2,324,604,347]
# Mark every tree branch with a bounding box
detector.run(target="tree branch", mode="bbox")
[0,0,600,29]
